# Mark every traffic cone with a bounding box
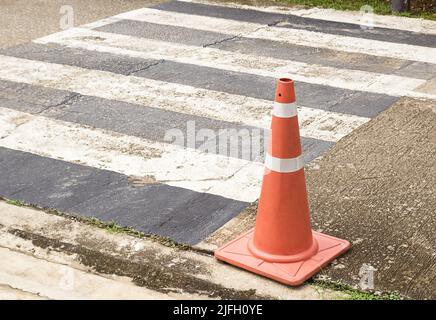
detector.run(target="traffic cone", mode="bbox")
[214,78,351,286]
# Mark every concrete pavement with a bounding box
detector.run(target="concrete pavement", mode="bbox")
[0,0,163,49]
[0,200,347,300]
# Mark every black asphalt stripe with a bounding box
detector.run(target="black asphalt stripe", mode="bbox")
[0,147,248,244]
[153,1,436,48]
[0,42,158,76]
[96,19,232,47]
[391,60,436,80]
[212,37,436,81]
[134,60,397,118]
[299,137,334,164]
[0,78,78,114]
[95,19,434,80]
[0,79,331,163]
[0,42,397,118]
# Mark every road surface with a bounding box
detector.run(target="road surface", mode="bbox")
[0,0,435,299]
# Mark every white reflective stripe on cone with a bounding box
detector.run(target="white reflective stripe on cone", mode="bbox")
[265,153,304,173]
[273,102,298,118]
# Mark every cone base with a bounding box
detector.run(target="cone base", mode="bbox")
[214,229,351,286]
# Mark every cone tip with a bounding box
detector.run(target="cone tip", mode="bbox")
[279,78,293,83]
[275,78,295,103]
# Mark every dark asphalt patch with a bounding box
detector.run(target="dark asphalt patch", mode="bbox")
[391,60,436,80]
[0,42,158,76]
[0,43,397,117]
[96,19,232,47]
[0,78,77,114]
[0,146,248,244]
[153,1,436,48]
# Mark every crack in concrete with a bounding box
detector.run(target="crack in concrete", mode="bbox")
[0,276,49,300]
[202,35,241,48]
[268,18,287,27]
[37,92,81,114]
[326,90,359,111]
[129,59,166,75]
[202,18,285,49]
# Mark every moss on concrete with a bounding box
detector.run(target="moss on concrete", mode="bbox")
[311,279,403,300]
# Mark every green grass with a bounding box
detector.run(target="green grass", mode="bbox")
[47,209,194,250]
[5,199,25,206]
[1,196,193,251]
[312,279,403,300]
[279,0,435,20]
[284,0,391,13]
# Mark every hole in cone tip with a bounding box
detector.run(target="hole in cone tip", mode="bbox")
[279,78,293,83]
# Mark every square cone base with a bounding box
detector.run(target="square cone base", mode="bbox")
[214,229,351,286]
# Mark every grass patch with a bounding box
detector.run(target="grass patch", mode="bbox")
[229,0,435,20]
[281,0,435,20]
[1,196,194,252]
[311,279,403,300]
[46,208,194,251]
[283,0,392,14]
[83,217,195,251]
[5,199,25,206]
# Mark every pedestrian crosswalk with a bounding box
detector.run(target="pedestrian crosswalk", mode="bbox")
[0,0,435,244]
[110,6,436,63]
[35,27,432,99]
[0,54,368,142]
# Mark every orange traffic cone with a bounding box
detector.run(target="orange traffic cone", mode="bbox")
[215,78,351,285]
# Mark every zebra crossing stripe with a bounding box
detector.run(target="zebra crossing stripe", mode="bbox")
[178,0,436,35]
[115,7,436,64]
[0,55,369,142]
[0,107,264,203]
[34,27,433,99]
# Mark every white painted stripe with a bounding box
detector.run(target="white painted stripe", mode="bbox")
[0,107,264,203]
[34,28,432,99]
[180,0,436,35]
[265,153,304,173]
[119,8,436,64]
[273,102,297,118]
[0,55,369,142]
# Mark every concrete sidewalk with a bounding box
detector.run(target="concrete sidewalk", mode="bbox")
[201,97,435,299]
[0,200,348,300]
